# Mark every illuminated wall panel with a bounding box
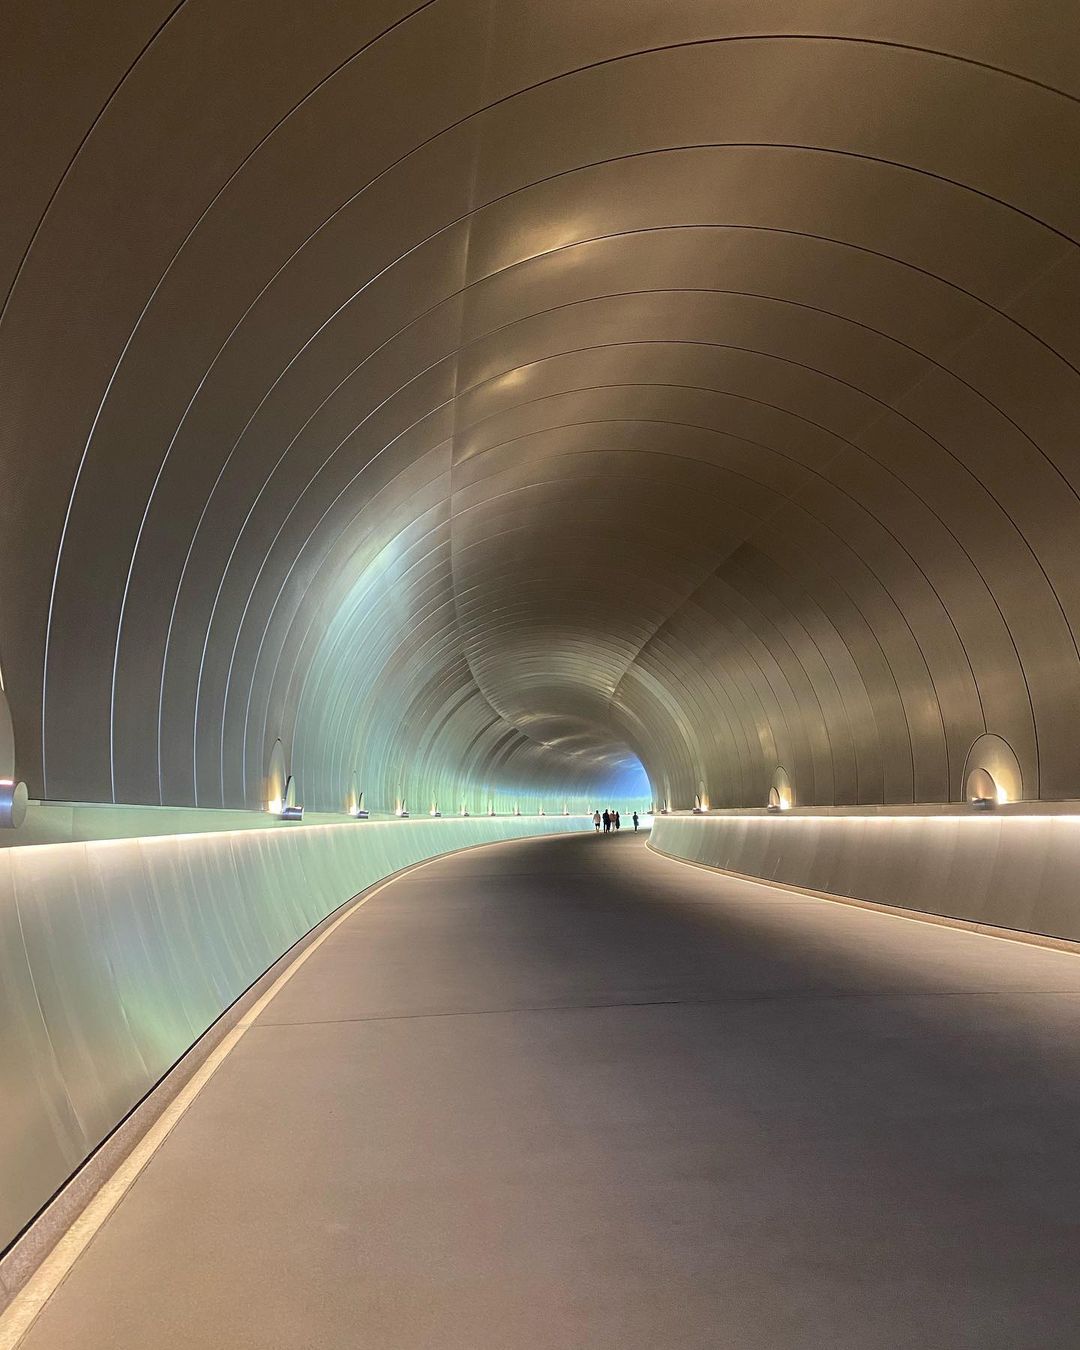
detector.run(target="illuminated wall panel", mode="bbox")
[2,3,1078,817]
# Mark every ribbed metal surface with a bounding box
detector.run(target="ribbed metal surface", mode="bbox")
[2,2,1079,811]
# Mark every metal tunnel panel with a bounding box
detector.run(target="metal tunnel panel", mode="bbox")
[3,0,1080,814]
[0,815,585,1253]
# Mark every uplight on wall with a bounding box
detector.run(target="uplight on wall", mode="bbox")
[348,773,368,818]
[279,774,303,820]
[395,798,410,818]
[768,767,794,812]
[0,778,28,829]
[430,800,441,817]
[964,734,1022,810]
[0,684,23,827]
[967,768,999,810]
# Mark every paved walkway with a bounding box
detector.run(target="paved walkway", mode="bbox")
[20,831,1080,1348]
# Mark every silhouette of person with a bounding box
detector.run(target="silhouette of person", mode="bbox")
[602,809,611,832]
[632,811,640,831]
[614,810,621,830]
[593,810,602,832]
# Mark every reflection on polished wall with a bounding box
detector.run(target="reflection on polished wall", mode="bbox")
[652,807,1080,946]
[2,2,1080,815]
[4,0,1080,1296]
[0,814,584,1257]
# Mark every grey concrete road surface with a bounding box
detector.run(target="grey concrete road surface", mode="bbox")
[18,832,1080,1349]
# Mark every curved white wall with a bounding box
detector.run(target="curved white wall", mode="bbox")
[651,808,1080,946]
[0,814,585,1256]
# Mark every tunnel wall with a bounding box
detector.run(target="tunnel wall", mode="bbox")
[0,813,586,1257]
[5,3,1080,821]
[650,810,1080,945]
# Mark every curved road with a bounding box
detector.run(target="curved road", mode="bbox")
[20,830,1080,1348]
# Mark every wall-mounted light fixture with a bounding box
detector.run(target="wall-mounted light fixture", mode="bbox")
[769,768,794,812]
[0,778,28,829]
[963,735,1021,808]
[967,767,998,809]
[278,774,303,820]
[0,686,25,828]
[348,774,369,818]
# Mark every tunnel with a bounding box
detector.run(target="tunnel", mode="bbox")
[2,3,1080,1346]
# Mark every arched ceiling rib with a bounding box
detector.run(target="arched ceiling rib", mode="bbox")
[2,1,1079,813]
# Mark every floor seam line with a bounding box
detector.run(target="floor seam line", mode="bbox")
[249,986,1080,1028]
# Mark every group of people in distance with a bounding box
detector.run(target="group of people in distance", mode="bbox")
[593,808,640,833]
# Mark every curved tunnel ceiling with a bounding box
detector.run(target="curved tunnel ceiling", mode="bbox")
[3,1,1080,812]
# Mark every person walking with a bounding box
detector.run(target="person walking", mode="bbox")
[632,811,640,831]
[602,809,611,832]
[593,810,602,833]
[614,810,621,831]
